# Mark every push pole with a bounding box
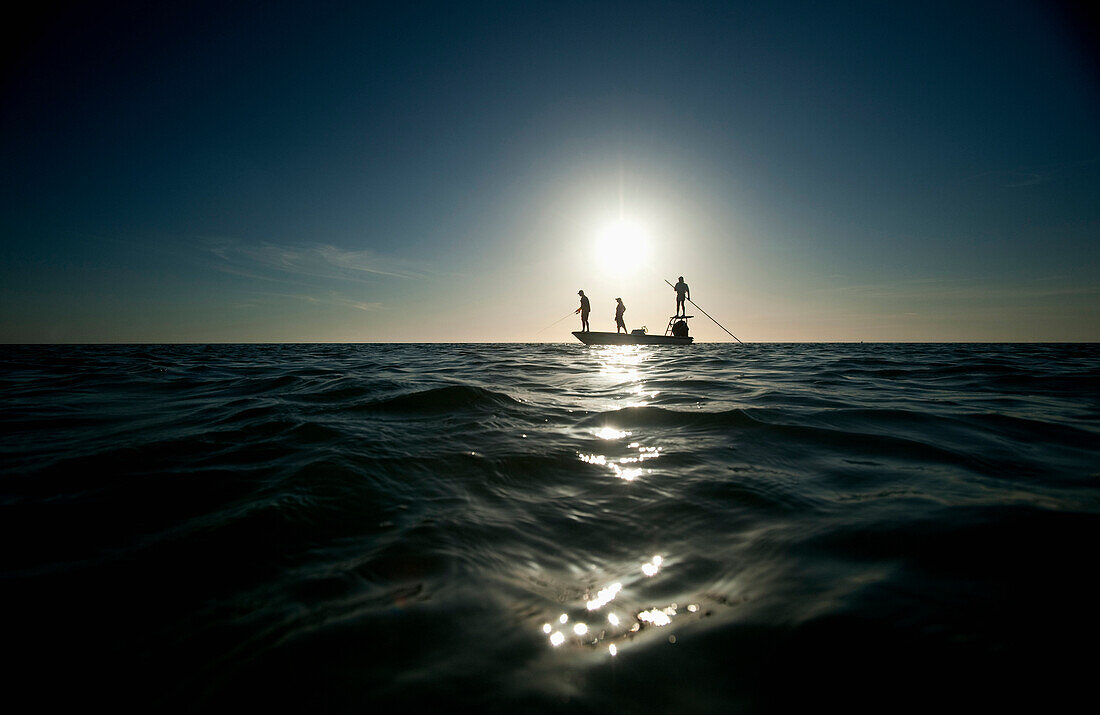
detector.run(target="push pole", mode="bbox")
[665,279,745,344]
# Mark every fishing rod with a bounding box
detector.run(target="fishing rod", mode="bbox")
[665,279,745,344]
[535,310,579,335]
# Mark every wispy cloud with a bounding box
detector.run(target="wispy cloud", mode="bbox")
[241,290,385,312]
[198,237,421,313]
[812,276,1100,303]
[965,159,1098,188]
[202,237,424,284]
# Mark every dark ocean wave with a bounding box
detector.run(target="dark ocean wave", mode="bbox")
[2,343,1098,713]
[355,384,526,414]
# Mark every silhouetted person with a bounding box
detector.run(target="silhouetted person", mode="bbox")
[615,298,627,333]
[576,290,591,332]
[673,276,690,316]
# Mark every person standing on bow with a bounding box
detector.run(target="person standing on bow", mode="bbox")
[614,297,627,333]
[576,290,591,332]
[673,276,690,317]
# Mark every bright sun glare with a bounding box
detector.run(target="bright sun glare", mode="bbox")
[596,218,648,272]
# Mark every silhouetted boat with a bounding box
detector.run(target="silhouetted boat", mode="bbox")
[571,331,693,345]
[572,316,695,345]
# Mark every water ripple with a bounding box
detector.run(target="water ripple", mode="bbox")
[1,343,1098,712]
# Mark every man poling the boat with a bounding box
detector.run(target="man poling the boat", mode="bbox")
[663,278,744,344]
[673,276,690,317]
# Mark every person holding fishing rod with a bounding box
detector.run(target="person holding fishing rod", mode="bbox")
[673,276,690,317]
[575,290,591,333]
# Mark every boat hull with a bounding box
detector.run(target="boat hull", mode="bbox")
[572,331,693,345]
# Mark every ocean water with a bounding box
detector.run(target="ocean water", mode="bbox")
[3,343,1098,713]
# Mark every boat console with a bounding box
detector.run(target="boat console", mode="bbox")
[666,315,693,338]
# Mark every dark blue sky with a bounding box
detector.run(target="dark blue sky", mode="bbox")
[2,0,1097,341]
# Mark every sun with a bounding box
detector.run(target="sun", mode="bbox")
[595,218,648,272]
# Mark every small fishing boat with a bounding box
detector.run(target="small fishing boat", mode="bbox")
[573,316,695,345]
[564,279,743,346]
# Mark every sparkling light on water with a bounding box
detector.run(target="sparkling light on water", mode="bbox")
[11,343,1095,711]
[578,442,660,481]
[637,608,672,627]
[587,582,623,610]
[642,555,663,577]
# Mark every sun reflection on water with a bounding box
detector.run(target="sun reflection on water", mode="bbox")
[637,608,673,627]
[586,582,622,610]
[536,552,706,658]
[577,452,645,481]
[593,345,660,407]
[595,345,646,376]
[578,432,662,482]
[641,554,663,577]
[536,348,709,658]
